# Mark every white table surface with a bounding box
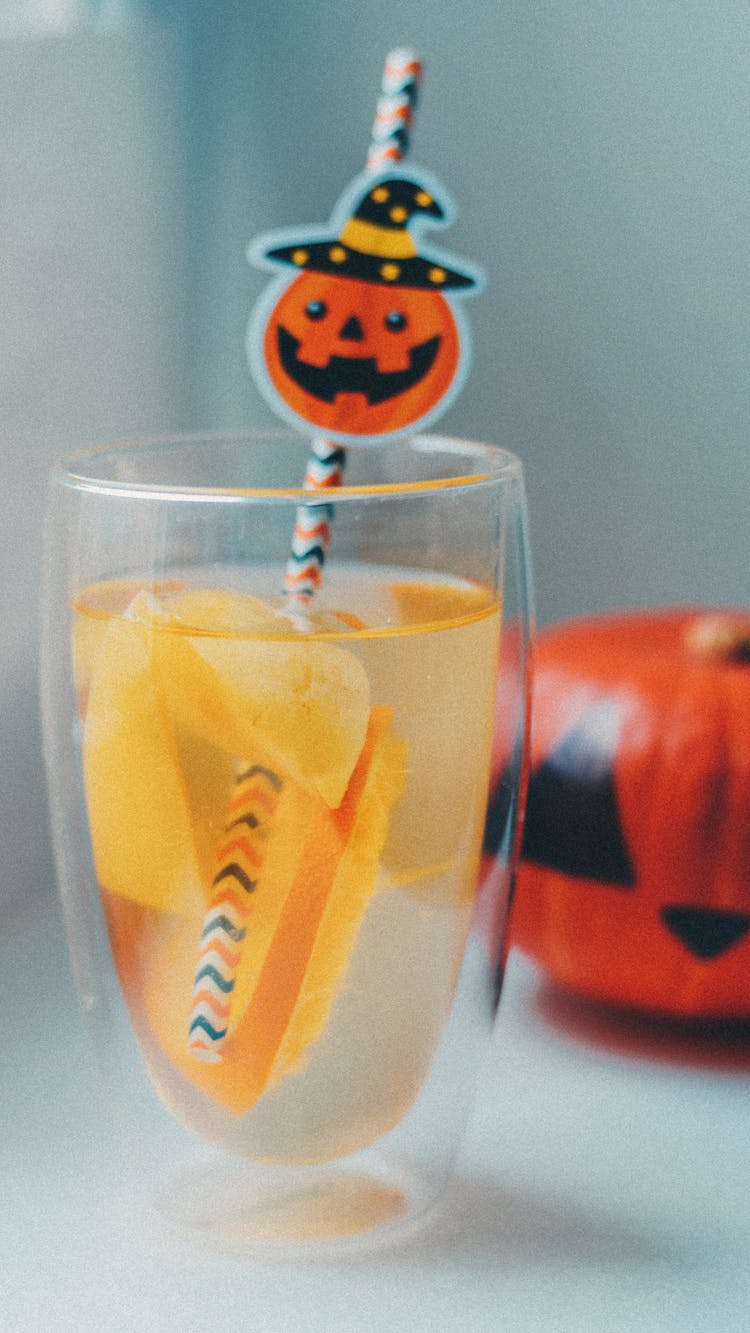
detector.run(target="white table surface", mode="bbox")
[3,894,749,1333]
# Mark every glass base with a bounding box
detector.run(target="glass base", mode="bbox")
[155,1155,442,1256]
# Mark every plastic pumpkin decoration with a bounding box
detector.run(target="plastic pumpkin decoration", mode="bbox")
[508,607,750,1019]
[247,170,481,443]
[259,272,462,440]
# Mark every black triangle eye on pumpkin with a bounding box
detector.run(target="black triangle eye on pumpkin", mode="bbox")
[521,704,636,887]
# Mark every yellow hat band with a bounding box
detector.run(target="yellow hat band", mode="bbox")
[339,218,418,259]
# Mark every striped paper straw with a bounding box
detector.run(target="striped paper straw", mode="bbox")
[366,48,422,172]
[188,763,284,1062]
[283,48,423,611]
[188,51,422,1061]
[283,438,347,604]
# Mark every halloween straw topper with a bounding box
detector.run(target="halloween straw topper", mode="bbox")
[247,165,485,444]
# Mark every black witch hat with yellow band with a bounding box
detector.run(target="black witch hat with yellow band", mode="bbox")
[256,173,478,292]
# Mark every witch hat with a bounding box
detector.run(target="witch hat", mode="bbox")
[254,172,478,292]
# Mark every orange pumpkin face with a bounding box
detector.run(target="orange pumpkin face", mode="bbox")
[258,271,462,440]
[506,608,750,1019]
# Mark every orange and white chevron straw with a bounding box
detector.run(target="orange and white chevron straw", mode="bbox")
[283,48,423,610]
[188,764,283,1061]
[366,48,422,172]
[188,51,422,1060]
[283,438,347,604]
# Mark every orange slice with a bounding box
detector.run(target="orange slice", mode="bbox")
[81,609,205,914]
[147,592,371,808]
[134,708,406,1113]
[389,578,494,627]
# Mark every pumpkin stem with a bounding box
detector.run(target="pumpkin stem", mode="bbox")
[685,614,750,664]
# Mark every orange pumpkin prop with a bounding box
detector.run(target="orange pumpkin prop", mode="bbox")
[508,607,750,1019]
[247,170,481,442]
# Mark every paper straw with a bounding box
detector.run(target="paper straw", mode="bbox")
[188,763,284,1062]
[282,48,422,611]
[366,48,422,171]
[283,439,346,603]
[188,51,422,1060]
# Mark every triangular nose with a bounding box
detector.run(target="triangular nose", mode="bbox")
[660,906,750,959]
[339,315,365,341]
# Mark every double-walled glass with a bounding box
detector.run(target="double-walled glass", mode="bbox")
[40,431,532,1252]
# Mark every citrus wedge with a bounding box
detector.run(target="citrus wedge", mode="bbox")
[136,707,406,1114]
[146,591,371,809]
[81,606,205,914]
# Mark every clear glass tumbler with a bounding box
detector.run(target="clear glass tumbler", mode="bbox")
[40,430,533,1253]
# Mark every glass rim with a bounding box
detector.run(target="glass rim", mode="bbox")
[50,429,524,503]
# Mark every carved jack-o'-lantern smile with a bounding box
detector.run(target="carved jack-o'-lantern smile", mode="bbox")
[276,321,440,406]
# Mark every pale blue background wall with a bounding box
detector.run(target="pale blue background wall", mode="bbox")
[1,2,748,915]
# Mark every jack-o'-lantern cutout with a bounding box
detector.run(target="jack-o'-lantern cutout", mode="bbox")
[247,169,482,442]
[503,608,750,1020]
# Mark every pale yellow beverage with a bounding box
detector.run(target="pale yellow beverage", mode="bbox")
[73,566,500,1163]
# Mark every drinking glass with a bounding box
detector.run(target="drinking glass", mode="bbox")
[40,430,533,1253]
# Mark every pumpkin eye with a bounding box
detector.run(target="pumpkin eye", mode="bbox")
[384,311,408,333]
[520,703,636,887]
[305,300,328,321]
